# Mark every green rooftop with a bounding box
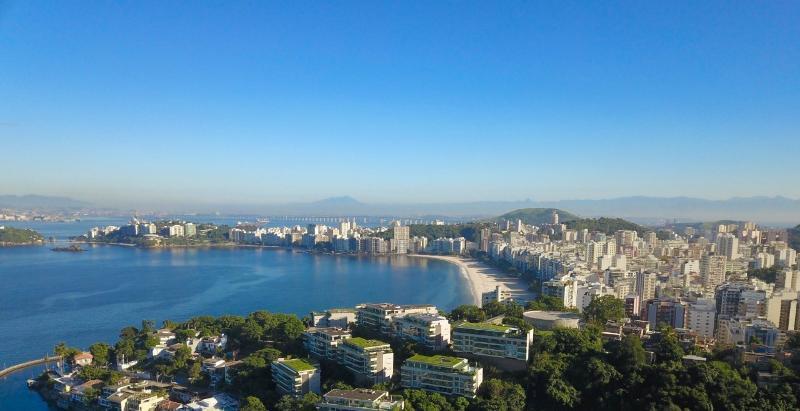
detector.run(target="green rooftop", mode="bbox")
[406,354,465,368]
[345,337,390,349]
[455,322,512,333]
[278,358,316,372]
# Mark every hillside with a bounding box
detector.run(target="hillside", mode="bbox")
[495,208,578,225]
[0,226,44,245]
[566,217,648,236]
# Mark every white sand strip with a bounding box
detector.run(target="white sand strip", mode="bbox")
[410,255,536,306]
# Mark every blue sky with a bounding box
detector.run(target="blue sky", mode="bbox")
[1,1,798,206]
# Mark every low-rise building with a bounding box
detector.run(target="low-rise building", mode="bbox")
[338,338,394,385]
[303,327,352,361]
[271,358,321,396]
[401,354,483,398]
[481,286,512,306]
[311,308,358,329]
[317,388,405,410]
[356,303,437,335]
[451,322,533,365]
[393,313,451,351]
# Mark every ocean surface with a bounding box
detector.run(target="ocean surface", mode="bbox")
[0,220,471,409]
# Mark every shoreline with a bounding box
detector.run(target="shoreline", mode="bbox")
[410,254,536,306]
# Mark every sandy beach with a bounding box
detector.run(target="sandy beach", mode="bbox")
[411,255,537,306]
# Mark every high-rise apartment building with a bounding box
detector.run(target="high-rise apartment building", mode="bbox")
[701,255,727,289]
[392,222,410,254]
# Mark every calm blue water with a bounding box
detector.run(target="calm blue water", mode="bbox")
[0,222,470,409]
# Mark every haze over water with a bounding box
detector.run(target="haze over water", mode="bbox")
[0,222,471,409]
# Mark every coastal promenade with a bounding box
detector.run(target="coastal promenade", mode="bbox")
[0,356,61,379]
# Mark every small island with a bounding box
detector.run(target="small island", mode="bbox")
[51,244,87,252]
[0,226,44,246]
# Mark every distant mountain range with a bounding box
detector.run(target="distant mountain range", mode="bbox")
[3,194,799,226]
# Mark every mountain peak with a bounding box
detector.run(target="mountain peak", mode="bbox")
[310,196,364,206]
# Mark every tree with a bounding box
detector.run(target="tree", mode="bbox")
[526,295,568,311]
[188,360,202,383]
[141,319,156,335]
[448,305,486,322]
[606,334,646,374]
[785,331,800,349]
[173,344,192,369]
[89,342,111,366]
[275,393,320,411]
[476,379,526,410]
[82,387,100,404]
[583,295,625,325]
[241,396,267,411]
[54,342,80,359]
[482,301,507,318]
[114,338,135,360]
[654,326,685,363]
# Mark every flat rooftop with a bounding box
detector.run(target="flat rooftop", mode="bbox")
[455,322,512,332]
[523,310,582,321]
[324,388,387,401]
[277,358,316,372]
[345,337,390,349]
[406,354,465,368]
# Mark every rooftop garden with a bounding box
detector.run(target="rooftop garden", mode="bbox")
[345,337,390,349]
[278,358,316,372]
[455,322,512,333]
[406,354,465,368]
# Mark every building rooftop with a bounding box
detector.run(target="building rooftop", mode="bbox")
[523,310,582,322]
[455,322,512,332]
[324,388,387,401]
[345,337,390,349]
[406,354,465,368]
[308,327,352,336]
[277,358,316,373]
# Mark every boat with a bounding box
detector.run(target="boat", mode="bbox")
[51,244,86,252]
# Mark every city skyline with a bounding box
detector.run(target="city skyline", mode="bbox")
[2,2,799,203]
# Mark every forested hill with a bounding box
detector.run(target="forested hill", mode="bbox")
[494,208,578,225]
[494,208,648,236]
[0,226,44,245]
[566,217,648,236]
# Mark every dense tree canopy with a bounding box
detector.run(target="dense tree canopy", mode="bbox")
[582,295,625,325]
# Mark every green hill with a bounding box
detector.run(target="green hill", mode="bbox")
[566,217,648,236]
[495,208,578,225]
[0,226,44,245]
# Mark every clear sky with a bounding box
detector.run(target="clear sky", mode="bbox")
[1,1,798,206]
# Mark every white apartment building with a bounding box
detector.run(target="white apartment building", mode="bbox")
[716,233,739,260]
[401,355,483,398]
[356,303,437,335]
[451,322,533,362]
[338,338,394,385]
[701,255,727,289]
[686,299,716,339]
[481,285,512,307]
[393,313,451,351]
[303,328,352,361]
[272,358,321,396]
